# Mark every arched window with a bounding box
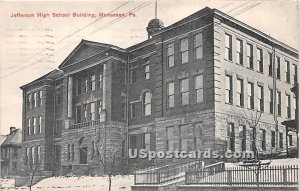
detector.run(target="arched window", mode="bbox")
[143,92,152,116]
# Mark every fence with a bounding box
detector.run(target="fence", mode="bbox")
[185,165,298,186]
[134,160,204,185]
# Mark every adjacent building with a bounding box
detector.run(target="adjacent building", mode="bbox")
[20,7,298,176]
[1,127,22,178]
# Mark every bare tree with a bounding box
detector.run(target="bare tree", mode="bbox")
[27,146,41,191]
[233,109,283,191]
[94,125,124,191]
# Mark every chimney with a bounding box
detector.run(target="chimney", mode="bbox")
[10,127,16,134]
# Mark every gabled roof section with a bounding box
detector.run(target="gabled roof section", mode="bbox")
[2,129,22,146]
[0,135,7,145]
[20,69,63,90]
[58,39,125,69]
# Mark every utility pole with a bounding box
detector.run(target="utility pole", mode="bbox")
[272,44,278,150]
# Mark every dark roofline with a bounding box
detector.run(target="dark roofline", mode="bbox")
[2,129,22,146]
[212,9,298,56]
[20,69,62,90]
[128,7,297,57]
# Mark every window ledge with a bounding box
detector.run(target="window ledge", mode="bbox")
[166,107,175,110]
[224,59,233,63]
[166,65,175,69]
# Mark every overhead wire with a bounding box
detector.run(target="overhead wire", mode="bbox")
[0,1,131,78]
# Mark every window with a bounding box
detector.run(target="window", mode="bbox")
[83,104,88,122]
[258,85,264,112]
[33,117,37,134]
[31,147,35,164]
[37,146,41,163]
[269,89,274,114]
[225,34,232,61]
[194,123,203,150]
[76,79,82,94]
[75,105,82,123]
[167,82,175,108]
[236,39,243,65]
[55,87,62,105]
[38,116,42,134]
[67,144,71,161]
[248,82,254,109]
[293,64,298,85]
[237,79,244,106]
[180,38,189,64]
[121,96,127,119]
[143,92,151,116]
[13,147,18,158]
[98,73,103,89]
[90,74,96,91]
[271,131,276,148]
[286,94,291,118]
[180,125,189,151]
[239,126,246,151]
[90,102,95,121]
[2,148,6,159]
[26,147,30,164]
[195,75,203,103]
[27,118,31,135]
[130,67,137,84]
[285,61,290,83]
[276,57,281,79]
[167,126,179,151]
[293,95,296,119]
[279,132,283,149]
[225,75,233,104]
[38,90,43,106]
[122,68,127,84]
[12,162,17,173]
[257,48,263,73]
[97,100,102,119]
[54,145,61,164]
[144,64,150,80]
[227,123,235,152]
[288,135,293,146]
[247,44,253,69]
[142,133,151,151]
[268,52,273,76]
[55,120,62,136]
[33,92,37,108]
[194,33,203,60]
[92,141,96,156]
[167,43,174,67]
[260,129,266,150]
[129,135,137,150]
[27,94,32,109]
[180,78,189,105]
[83,77,88,93]
[130,103,136,119]
[71,144,75,161]
[277,90,281,116]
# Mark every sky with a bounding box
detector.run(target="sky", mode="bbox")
[0,0,298,135]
